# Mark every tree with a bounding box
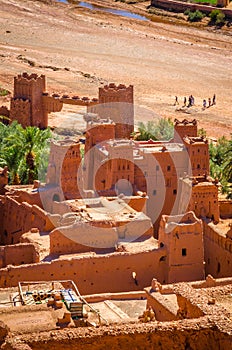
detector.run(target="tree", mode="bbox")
[136,118,174,141]
[0,122,52,184]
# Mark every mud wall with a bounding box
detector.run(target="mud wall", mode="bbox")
[0,249,164,294]
[203,221,232,278]
[3,321,232,350]
[219,200,232,219]
[0,243,39,268]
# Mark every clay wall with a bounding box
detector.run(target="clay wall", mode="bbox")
[191,183,219,222]
[4,317,232,350]
[151,0,232,19]
[10,99,31,128]
[12,73,48,128]
[173,119,197,143]
[89,83,134,139]
[184,137,209,177]
[146,292,178,321]
[46,140,82,199]
[0,196,52,245]
[0,243,39,268]
[158,212,205,283]
[0,248,165,294]
[203,221,232,278]
[219,200,232,218]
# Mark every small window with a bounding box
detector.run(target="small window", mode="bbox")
[167,165,171,171]
[217,262,221,274]
[153,190,157,195]
[182,248,187,256]
[53,194,60,202]
[173,189,177,195]
[197,164,200,169]
[156,165,159,171]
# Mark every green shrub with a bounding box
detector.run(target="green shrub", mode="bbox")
[209,9,225,25]
[187,10,204,22]
[0,88,9,97]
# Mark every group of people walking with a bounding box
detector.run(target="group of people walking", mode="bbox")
[174,94,216,109]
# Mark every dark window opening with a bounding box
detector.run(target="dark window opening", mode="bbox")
[156,165,159,171]
[153,190,157,195]
[167,165,171,171]
[182,248,187,256]
[53,194,60,202]
[159,256,166,262]
[173,189,177,195]
[160,242,164,248]
[217,262,221,274]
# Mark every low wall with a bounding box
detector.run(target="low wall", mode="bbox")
[151,0,232,19]
[203,221,232,278]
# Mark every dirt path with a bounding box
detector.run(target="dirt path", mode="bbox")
[0,0,231,138]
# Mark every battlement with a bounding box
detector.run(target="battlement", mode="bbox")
[184,136,208,145]
[100,83,133,93]
[15,72,45,83]
[174,119,197,126]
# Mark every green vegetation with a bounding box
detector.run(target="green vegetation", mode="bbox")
[135,118,174,141]
[209,136,232,198]
[185,10,205,22]
[192,0,217,5]
[0,122,52,185]
[209,9,226,26]
[0,87,10,97]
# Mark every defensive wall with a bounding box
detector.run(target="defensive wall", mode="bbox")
[151,0,232,18]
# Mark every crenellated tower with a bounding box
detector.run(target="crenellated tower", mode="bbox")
[10,73,48,128]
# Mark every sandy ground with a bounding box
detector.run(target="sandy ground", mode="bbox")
[0,0,231,138]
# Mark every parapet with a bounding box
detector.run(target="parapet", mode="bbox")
[15,72,45,82]
[183,136,208,145]
[174,119,197,126]
[100,83,133,92]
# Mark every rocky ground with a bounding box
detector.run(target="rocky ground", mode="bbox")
[0,0,231,138]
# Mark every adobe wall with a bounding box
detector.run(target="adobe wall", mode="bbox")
[0,249,165,294]
[0,196,55,245]
[203,221,232,278]
[151,0,232,19]
[173,119,197,143]
[0,243,39,268]
[4,319,232,350]
[158,212,205,283]
[219,200,232,219]
[89,83,134,139]
[146,292,179,321]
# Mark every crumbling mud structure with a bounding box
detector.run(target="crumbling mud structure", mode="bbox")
[0,73,231,349]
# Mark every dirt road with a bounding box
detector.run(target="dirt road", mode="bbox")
[0,0,231,138]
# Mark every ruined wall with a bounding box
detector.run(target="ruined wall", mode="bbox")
[203,221,232,278]
[0,196,51,245]
[219,200,232,219]
[0,249,165,294]
[3,321,232,350]
[0,243,39,268]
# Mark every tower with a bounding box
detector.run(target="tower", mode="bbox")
[10,73,48,128]
[88,83,134,139]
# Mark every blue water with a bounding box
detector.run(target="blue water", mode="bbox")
[57,0,148,21]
